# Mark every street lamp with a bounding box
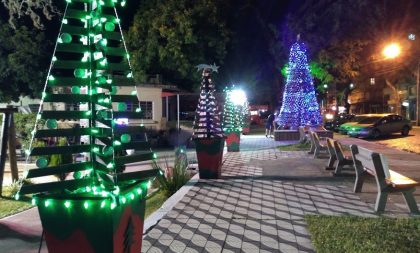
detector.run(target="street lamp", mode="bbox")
[383,43,401,59]
[382,42,419,125]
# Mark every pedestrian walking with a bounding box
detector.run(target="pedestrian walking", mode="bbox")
[265,112,275,138]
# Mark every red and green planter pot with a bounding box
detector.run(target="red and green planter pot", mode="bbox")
[34,182,149,253]
[194,137,225,179]
[226,131,241,152]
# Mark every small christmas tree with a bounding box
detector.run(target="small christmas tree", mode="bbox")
[193,64,224,178]
[222,86,248,152]
[15,1,157,252]
[193,65,224,139]
[222,87,242,133]
[276,38,322,129]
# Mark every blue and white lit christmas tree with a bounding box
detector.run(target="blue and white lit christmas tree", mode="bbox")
[276,39,322,129]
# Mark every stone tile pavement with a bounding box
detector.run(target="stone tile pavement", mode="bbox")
[142,135,415,253]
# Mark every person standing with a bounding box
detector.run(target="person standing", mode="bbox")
[265,112,275,138]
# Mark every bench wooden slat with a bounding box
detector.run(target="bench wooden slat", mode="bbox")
[387,170,419,188]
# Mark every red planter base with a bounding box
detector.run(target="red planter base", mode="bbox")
[194,138,224,179]
[226,131,241,152]
[36,183,148,253]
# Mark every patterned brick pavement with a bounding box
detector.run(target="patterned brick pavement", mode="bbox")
[142,136,385,253]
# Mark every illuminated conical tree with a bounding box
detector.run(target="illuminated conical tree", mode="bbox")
[222,87,240,133]
[15,1,157,252]
[193,67,224,138]
[276,40,322,128]
[193,66,224,179]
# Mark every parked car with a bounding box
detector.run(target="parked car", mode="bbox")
[338,114,371,134]
[347,114,412,139]
[324,114,355,132]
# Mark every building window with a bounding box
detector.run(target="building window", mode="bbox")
[140,101,153,119]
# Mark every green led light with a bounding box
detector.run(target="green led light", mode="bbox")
[131,90,136,95]
[62,19,68,24]
[106,79,112,84]
[103,98,110,103]
[91,129,99,134]
[86,186,91,192]
[121,197,126,204]
[42,92,47,99]
[153,153,157,159]
[48,75,55,81]
[99,59,107,66]
[101,201,106,208]
[121,1,126,7]
[130,193,135,200]
[45,200,51,207]
[127,72,133,78]
[100,17,107,23]
[113,140,121,146]
[107,163,114,169]
[65,0,71,3]
[110,203,116,210]
[135,107,141,112]
[99,0,105,5]
[31,198,37,205]
[92,147,100,153]
[14,193,20,200]
[52,56,57,62]
[36,114,42,120]
[147,180,152,189]
[85,111,92,116]
[84,201,89,209]
[85,15,91,20]
[136,188,142,194]
[115,18,120,23]
[64,201,71,208]
[126,54,130,59]
[25,149,31,155]
[159,170,163,175]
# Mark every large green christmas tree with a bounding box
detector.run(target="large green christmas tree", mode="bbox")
[15,0,157,225]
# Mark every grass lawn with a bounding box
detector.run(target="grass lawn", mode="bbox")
[0,187,32,219]
[145,190,168,218]
[277,142,310,151]
[306,215,420,253]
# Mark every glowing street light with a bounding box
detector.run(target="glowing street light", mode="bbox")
[231,89,247,106]
[382,43,401,59]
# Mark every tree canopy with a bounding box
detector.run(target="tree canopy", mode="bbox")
[126,0,230,91]
[0,19,50,102]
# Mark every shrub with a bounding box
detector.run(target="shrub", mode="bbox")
[153,147,191,198]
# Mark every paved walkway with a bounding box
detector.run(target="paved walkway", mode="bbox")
[141,136,420,253]
[1,135,420,253]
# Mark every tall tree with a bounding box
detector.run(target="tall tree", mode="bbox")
[1,0,59,29]
[0,20,50,101]
[284,0,420,113]
[126,0,230,91]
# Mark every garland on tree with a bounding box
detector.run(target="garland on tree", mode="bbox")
[193,65,224,139]
[276,40,322,129]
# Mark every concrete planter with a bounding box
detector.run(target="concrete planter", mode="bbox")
[194,138,224,179]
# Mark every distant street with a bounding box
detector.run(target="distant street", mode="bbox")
[374,126,420,154]
[337,126,420,155]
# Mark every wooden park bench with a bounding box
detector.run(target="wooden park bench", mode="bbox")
[350,145,419,214]
[325,138,336,170]
[309,131,327,159]
[331,139,353,175]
